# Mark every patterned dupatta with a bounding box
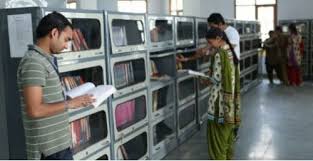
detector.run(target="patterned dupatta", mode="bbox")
[208,44,241,126]
[288,34,302,68]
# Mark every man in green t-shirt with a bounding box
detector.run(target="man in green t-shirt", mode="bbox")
[17,11,95,160]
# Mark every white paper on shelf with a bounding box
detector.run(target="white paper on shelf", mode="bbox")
[7,13,34,58]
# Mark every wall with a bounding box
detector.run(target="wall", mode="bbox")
[46,0,66,8]
[278,0,313,20]
[183,0,234,19]
[0,0,5,8]
[98,0,169,15]
[147,0,169,15]
[183,0,201,17]
[97,0,117,11]
[77,0,118,11]
[199,0,234,19]
[77,0,97,9]
[99,0,170,14]
[0,0,66,8]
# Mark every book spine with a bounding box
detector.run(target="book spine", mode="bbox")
[72,29,81,51]
[76,29,89,50]
[125,63,129,86]
[129,61,135,83]
[152,91,158,112]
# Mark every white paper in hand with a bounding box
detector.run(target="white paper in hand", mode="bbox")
[66,82,95,98]
[187,70,218,85]
[65,82,117,108]
[86,85,116,108]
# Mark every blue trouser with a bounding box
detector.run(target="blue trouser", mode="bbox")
[41,148,73,160]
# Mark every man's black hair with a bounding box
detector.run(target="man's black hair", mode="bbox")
[36,11,73,39]
[268,30,274,35]
[207,13,226,25]
[288,23,298,35]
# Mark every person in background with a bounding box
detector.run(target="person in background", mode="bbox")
[207,13,240,60]
[287,23,304,86]
[176,13,241,68]
[16,11,95,160]
[201,27,240,160]
[263,31,283,84]
[275,26,290,85]
[150,19,172,42]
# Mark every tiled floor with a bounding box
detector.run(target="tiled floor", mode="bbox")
[164,80,313,160]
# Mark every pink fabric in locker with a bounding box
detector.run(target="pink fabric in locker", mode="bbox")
[115,100,136,128]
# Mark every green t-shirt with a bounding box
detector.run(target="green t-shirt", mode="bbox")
[17,45,71,159]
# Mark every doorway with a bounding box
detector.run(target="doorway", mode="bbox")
[256,5,277,75]
[256,5,277,41]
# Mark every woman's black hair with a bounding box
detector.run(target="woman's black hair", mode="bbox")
[206,27,239,65]
[36,11,73,39]
[288,23,298,35]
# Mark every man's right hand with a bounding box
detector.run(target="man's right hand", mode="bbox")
[200,78,212,86]
[67,94,96,109]
[176,56,189,62]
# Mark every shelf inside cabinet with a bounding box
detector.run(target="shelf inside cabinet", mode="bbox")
[115,130,148,160]
[70,111,108,155]
[178,102,196,130]
[152,115,175,146]
[115,95,147,132]
[113,58,146,90]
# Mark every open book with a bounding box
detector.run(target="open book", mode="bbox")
[183,69,218,85]
[66,82,117,108]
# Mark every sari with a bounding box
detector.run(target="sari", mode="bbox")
[287,34,303,86]
[207,44,241,160]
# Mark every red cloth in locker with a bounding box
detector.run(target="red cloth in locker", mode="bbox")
[115,100,136,129]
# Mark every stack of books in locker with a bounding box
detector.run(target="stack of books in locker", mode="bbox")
[57,10,111,160]
[70,118,91,149]
[72,28,89,51]
[235,20,261,93]
[113,62,135,89]
[147,15,178,160]
[107,12,150,160]
[174,17,198,147]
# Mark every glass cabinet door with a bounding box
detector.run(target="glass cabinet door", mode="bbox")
[61,18,101,52]
[116,132,148,160]
[115,96,146,132]
[111,19,145,46]
[177,21,193,41]
[70,111,108,154]
[178,78,196,100]
[197,22,208,40]
[113,59,146,90]
[149,19,173,43]
[153,116,175,145]
[179,104,196,130]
